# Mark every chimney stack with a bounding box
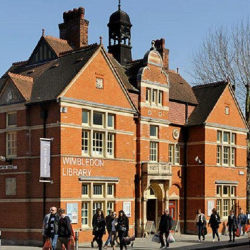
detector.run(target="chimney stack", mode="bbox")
[154,38,169,69]
[59,7,89,49]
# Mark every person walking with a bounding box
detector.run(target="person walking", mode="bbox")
[194,209,206,242]
[227,209,238,242]
[57,208,72,249]
[91,208,100,248]
[42,207,52,237]
[117,210,129,250]
[208,208,220,242]
[93,209,106,250]
[104,210,113,248]
[110,212,118,250]
[159,209,174,249]
[45,206,59,250]
[238,209,247,236]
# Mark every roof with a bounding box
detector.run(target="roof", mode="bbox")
[188,81,228,126]
[109,8,132,26]
[1,43,100,104]
[166,70,198,105]
[44,36,73,56]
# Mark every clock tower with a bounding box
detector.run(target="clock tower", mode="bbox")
[107,1,132,65]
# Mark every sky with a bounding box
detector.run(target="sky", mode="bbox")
[0,0,249,85]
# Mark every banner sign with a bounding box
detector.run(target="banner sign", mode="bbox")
[40,138,52,178]
[67,203,78,223]
[123,201,131,217]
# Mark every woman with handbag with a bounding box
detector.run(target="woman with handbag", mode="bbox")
[194,209,206,242]
[227,209,238,242]
[117,210,129,250]
[208,208,220,242]
[93,209,106,250]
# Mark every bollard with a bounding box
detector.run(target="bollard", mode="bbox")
[75,231,79,250]
[0,230,1,250]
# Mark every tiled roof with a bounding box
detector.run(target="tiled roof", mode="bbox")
[44,36,73,56]
[187,81,228,126]
[166,70,198,105]
[8,72,34,101]
[3,44,100,104]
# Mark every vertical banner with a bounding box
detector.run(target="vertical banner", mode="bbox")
[67,203,78,223]
[40,138,52,178]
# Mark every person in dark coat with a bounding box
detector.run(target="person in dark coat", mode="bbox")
[91,208,100,248]
[227,209,238,242]
[57,208,72,250]
[104,210,113,248]
[238,209,247,236]
[159,209,174,248]
[93,209,106,250]
[117,210,129,250]
[194,209,206,241]
[208,208,220,242]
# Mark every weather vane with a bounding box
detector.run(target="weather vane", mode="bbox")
[118,0,121,10]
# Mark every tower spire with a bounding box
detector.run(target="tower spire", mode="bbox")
[118,0,121,10]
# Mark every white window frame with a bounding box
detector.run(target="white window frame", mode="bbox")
[93,132,104,156]
[82,130,90,155]
[93,184,104,197]
[169,144,180,165]
[81,202,89,227]
[82,184,90,197]
[93,112,104,127]
[150,142,158,162]
[146,88,151,103]
[158,91,163,106]
[150,125,158,138]
[107,133,114,157]
[108,114,115,129]
[107,184,115,197]
[169,144,174,164]
[6,132,17,157]
[6,112,17,127]
[152,89,157,105]
[93,202,104,215]
[107,202,114,215]
[82,110,90,125]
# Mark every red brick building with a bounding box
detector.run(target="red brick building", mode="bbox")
[0,4,248,245]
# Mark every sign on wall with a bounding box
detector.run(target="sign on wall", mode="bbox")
[207,200,215,216]
[123,202,131,217]
[40,138,52,178]
[67,203,78,223]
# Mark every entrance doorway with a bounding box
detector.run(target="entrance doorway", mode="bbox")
[169,200,176,220]
[147,199,156,222]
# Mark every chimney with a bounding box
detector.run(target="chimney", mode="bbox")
[154,38,169,69]
[58,7,89,49]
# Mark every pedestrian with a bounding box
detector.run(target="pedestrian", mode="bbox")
[57,208,72,249]
[208,208,220,242]
[93,209,106,250]
[194,209,206,242]
[238,209,247,236]
[91,208,100,248]
[227,209,238,242]
[110,212,118,250]
[117,210,129,250]
[159,209,174,249]
[44,206,59,250]
[42,207,52,237]
[104,210,113,248]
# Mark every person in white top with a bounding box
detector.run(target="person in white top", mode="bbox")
[194,209,206,241]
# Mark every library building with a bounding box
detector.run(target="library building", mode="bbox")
[0,3,248,245]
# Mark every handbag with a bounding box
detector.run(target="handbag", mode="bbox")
[119,226,127,232]
[152,233,161,243]
[43,238,52,250]
[235,227,240,237]
[203,226,207,235]
[167,232,175,243]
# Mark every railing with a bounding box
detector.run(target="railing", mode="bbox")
[142,162,172,175]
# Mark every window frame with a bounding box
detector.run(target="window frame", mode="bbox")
[150,141,158,162]
[93,184,104,197]
[81,202,90,227]
[6,132,17,157]
[93,112,104,127]
[6,112,17,127]
[82,110,90,125]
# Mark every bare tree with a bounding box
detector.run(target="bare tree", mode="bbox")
[191,20,250,121]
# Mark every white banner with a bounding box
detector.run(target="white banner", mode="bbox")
[40,138,52,178]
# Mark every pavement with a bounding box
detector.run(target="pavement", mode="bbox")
[1,233,250,249]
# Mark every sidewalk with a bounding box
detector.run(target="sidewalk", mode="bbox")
[1,234,249,249]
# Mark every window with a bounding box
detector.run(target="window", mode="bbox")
[223,186,230,196]
[82,202,89,226]
[82,184,89,196]
[82,110,89,125]
[7,113,17,127]
[223,199,229,217]
[223,147,230,165]
[96,78,104,89]
[82,131,89,155]
[216,200,221,216]
[231,148,236,166]
[108,114,115,128]
[152,90,157,104]
[216,186,221,196]
[108,184,114,196]
[93,184,103,196]
[107,202,114,215]
[158,91,163,105]
[217,131,222,143]
[107,133,114,157]
[146,88,151,103]
[175,145,180,164]
[150,125,158,138]
[231,186,236,197]
[169,145,174,164]
[93,112,104,126]
[7,132,17,157]
[217,146,222,165]
[231,133,236,144]
[223,132,230,144]
[93,202,103,215]
[93,132,104,156]
[150,142,158,162]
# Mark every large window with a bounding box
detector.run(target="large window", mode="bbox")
[7,132,17,157]
[217,130,236,166]
[82,111,116,157]
[216,184,236,217]
[150,142,158,162]
[169,144,180,165]
[7,113,17,127]
[93,184,104,196]
[145,88,164,106]
[82,202,89,226]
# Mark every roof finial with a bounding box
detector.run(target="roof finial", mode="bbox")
[42,29,45,37]
[99,36,103,45]
[150,40,156,51]
[118,0,121,10]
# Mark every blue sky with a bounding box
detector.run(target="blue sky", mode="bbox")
[0,0,249,84]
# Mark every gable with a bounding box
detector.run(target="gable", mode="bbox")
[28,38,57,65]
[206,85,247,129]
[0,80,25,106]
[60,48,136,111]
